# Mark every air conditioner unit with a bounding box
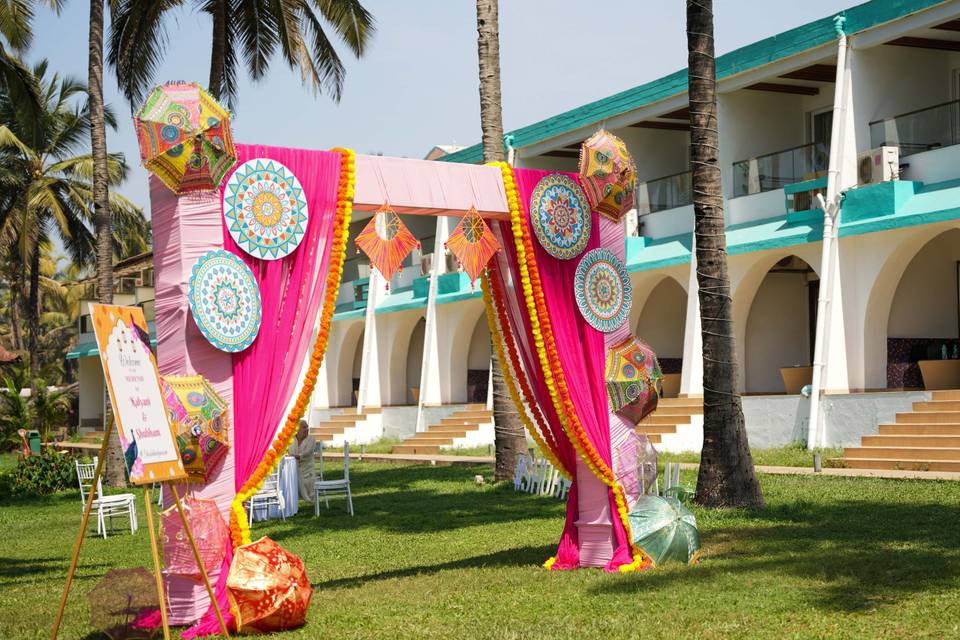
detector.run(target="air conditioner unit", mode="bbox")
[857,146,899,186]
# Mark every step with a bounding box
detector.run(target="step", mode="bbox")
[913,400,960,412]
[329,414,364,423]
[450,411,493,420]
[862,435,960,448]
[424,428,471,437]
[391,444,441,455]
[635,425,678,435]
[843,446,960,461]
[646,434,662,444]
[895,411,960,424]
[440,418,481,426]
[654,405,704,416]
[465,404,487,411]
[640,415,693,425]
[931,390,960,401]
[405,436,455,446]
[655,397,704,407]
[834,458,960,472]
[312,426,348,436]
[879,423,960,436]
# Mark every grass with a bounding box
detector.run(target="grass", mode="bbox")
[2,463,959,639]
[660,443,845,468]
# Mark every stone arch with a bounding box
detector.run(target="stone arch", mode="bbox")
[349,327,364,407]
[634,276,687,376]
[383,310,426,405]
[439,298,487,403]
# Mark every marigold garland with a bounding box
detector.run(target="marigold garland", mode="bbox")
[481,269,570,479]
[229,148,355,547]
[490,161,648,572]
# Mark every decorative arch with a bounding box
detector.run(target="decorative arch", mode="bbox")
[634,276,687,374]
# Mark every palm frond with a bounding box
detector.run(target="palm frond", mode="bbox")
[312,0,375,57]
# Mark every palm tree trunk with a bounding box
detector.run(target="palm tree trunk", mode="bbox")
[90,0,125,488]
[10,282,24,352]
[208,0,227,100]
[27,245,40,386]
[476,0,525,482]
[686,0,762,508]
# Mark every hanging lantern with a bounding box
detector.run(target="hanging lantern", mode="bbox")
[444,206,500,287]
[354,203,419,289]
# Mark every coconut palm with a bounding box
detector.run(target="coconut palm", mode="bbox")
[685,0,762,508]
[474,0,525,482]
[0,61,148,387]
[0,0,63,125]
[107,0,376,108]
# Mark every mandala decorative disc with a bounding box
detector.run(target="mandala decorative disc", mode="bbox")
[529,174,591,260]
[188,249,262,352]
[574,248,632,332]
[223,159,309,260]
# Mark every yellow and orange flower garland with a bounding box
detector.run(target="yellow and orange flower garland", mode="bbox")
[490,161,649,572]
[229,148,355,548]
[481,269,570,479]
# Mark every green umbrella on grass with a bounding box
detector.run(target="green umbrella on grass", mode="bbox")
[628,495,701,566]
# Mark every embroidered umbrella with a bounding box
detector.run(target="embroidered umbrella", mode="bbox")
[87,567,160,640]
[135,82,236,194]
[605,335,662,419]
[160,375,229,482]
[355,203,419,288]
[227,537,312,633]
[160,496,229,579]
[445,206,500,284]
[628,495,701,565]
[578,129,637,221]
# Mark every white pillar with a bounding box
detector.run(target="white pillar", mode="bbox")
[415,216,451,430]
[357,270,386,410]
[679,251,703,397]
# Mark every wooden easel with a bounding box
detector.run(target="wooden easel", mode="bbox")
[50,425,231,639]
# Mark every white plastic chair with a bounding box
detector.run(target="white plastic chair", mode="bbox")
[513,453,531,491]
[75,457,138,539]
[314,441,353,516]
[248,458,286,524]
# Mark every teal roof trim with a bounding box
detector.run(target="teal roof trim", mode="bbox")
[437,288,482,305]
[332,308,366,321]
[375,288,427,315]
[440,0,947,165]
[625,235,692,273]
[66,333,157,360]
[839,179,960,237]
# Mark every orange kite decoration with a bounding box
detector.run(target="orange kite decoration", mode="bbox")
[445,206,500,284]
[354,203,419,286]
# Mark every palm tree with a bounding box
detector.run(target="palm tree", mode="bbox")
[475,0,525,482]
[0,63,147,458]
[0,0,62,126]
[107,0,376,108]
[88,0,112,312]
[686,0,762,508]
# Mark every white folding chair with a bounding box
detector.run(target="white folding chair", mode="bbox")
[513,453,531,491]
[314,441,353,516]
[662,462,681,496]
[75,457,138,539]
[557,477,571,500]
[248,458,286,524]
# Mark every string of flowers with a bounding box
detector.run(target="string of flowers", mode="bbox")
[480,269,570,479]
[229,148,355,547]
[491,161,648,572]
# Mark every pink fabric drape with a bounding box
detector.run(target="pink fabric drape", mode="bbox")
[512,168,633,571]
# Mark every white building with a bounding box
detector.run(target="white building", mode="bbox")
[313,0,960,470]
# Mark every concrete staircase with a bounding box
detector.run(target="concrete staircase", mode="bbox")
[841,390,960,472]
[634,397,704,452]
[392,405,492,455]
[311,408,375,446]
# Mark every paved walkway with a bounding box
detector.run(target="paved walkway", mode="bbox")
[331,452,960,480]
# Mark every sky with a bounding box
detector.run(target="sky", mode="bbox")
[32,0,849,213]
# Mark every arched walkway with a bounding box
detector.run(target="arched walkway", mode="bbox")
[733,253,820,394]
[866,227,960,389]
[382,311,427,405]
[634,277,686,376]
[350,328,364,407]
[466,313,491,403]
[406,319,426,404]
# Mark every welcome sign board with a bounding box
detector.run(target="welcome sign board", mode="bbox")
[89,304,186,484]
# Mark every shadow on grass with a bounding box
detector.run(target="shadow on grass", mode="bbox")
[312,544,556,591]
[594,499,960,614]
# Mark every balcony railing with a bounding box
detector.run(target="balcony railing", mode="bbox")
[733,141,829,197]
[870,98,960,158]
[637,170,692,214]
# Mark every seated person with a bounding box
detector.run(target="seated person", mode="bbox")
[287,420,317,503]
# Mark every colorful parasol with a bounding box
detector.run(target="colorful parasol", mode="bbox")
[227,537,312,633]
[354,204,419,287]
[445,206,500,284]
[578,129,637,222]
[628,495,701,565]
[160,496,229,579]
[160,375,230,482]
[605,335,662,417]
[135,82,236,194]
[87,567,160,640]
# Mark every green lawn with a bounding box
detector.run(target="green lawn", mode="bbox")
[2,463,959,639]
[660,443,845,468]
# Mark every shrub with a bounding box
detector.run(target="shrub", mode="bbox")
[10,449,75,496]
